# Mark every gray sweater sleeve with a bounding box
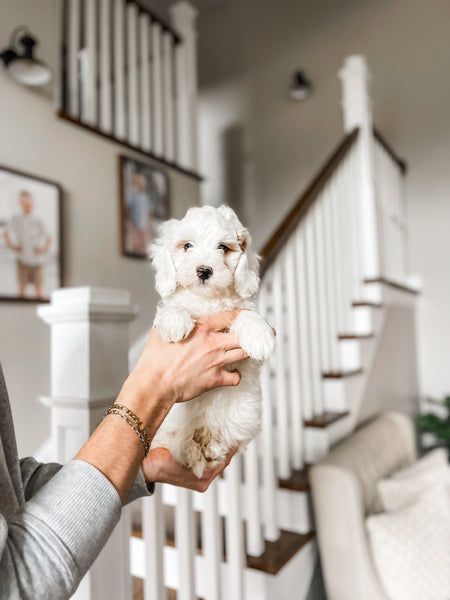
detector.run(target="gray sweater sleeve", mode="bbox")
[0,459,122,600]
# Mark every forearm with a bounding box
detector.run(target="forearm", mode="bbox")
[0,460,121,600]
[75,379,174,504]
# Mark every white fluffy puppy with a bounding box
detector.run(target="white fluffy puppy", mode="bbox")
[150,205,275,477]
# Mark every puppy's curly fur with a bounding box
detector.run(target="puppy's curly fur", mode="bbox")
[150,205,275,477]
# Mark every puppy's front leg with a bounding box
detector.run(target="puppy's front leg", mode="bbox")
[154,305,195,342]
[230,310,275,361]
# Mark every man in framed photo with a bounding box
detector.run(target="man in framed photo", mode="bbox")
[126,172,153,255]
[3,190,51,299]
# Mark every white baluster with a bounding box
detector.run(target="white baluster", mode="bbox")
[314,193,332,374]
[99,0,112,133]
[142,486,165,600]
[284,240,304,469]
[329,174,347,332]
[225,455,244,600]
[304,207,324,415]
[170,2,198,169]
[113,0,126,139]
[347,151,364,301]
[202,480,222,600]
[151,21,163,156]
[162,32,175,161]
[336,167,353,332]
[258,279,280,541]
[322,187,340,372]
[176,488,196,600]
[244,439,264,556]
[139,11,152,151]
[67,0,80,117]
[127,3,140,146]
[294,225,314,421]
[272,257,291,478]
[83,0,98,125]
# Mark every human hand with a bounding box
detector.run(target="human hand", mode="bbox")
[142,446,238,492]
[125,309,249,409]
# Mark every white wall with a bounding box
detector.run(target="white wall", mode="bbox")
[0,0,200,456]
[196,0,450,402]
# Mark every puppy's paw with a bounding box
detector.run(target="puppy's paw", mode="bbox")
[154,309,195,342]
[230,310,275,362]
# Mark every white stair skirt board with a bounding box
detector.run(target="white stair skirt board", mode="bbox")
[130,537,318,600]
[161,480,312,535]
[365,280,418,309]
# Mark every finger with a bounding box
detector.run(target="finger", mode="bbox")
[218,368,241,387]
[224,348,249,363]
[213,332,241,351]
[198,309,243,333]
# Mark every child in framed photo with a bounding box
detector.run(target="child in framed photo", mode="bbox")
[119,156,170,258]
[0,166,62,302]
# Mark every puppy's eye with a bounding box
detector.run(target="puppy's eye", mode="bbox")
[218,244,230,253]
[183,242,193,251]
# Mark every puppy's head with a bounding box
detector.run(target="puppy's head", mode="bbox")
[149,205,260,299]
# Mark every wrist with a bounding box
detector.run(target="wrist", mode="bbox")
[117,374,175,438]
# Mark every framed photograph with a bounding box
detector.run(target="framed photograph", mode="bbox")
[0,165,62,303]
[119,155,170,258]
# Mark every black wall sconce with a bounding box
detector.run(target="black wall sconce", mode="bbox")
[0,26,52,87]
[289,70,312,102]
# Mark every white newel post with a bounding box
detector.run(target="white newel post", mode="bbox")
[339,55,380,282]
[37,287,137,600]
[170,1,198,170]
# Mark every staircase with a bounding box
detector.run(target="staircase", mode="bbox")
[126,55,419,600]
[37,52,419,599]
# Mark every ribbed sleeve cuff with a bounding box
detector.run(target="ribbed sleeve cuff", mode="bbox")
[125,468,155,505]
[23,459,122,576]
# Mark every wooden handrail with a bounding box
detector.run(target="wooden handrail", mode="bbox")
[373,127,407,174]
[126,0,182,44]
[259,128,359,277]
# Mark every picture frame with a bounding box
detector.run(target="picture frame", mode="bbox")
[0,165,63,303]
[118,155,170,259]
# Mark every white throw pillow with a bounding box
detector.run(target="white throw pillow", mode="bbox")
[377,449,450,512]
[392,448,448,480]
[367,483,450,600]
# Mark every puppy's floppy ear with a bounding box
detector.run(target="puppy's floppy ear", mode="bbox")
[149,219,178,298]
[234,228,260,298]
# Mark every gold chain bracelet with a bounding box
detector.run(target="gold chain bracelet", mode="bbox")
[105,405,151,457]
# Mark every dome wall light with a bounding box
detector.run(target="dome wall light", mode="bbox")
[289,70,312,102]
[0,26,53,87]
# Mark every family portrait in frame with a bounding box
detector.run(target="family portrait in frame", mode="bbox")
[0,165,62,302]
[119,155,170,259]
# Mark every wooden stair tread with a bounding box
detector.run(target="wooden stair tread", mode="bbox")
[304,411,349,428]
[322,368,363,378]
[278,466,310,492]
[364,277,419,295]
[132,578,201,600]
[352,301,383,308]
[338,333,374,339]
[246,530,315,575]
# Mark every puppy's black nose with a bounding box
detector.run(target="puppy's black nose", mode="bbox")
[197,266,213,280]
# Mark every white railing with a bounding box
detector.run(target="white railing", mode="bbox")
[61,0,198,172]
[39,55,410,599]
[373,132,408,283]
